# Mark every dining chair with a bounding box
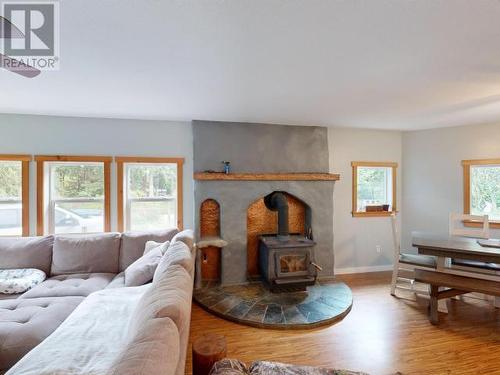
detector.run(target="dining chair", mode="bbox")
[448,213,499,307]
[449,213,489,239]
[390,213,437,296]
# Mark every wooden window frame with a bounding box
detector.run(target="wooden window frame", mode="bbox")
[35,155,112,235]
[0,154,31,236]
[116,157,184,232]
[462,158,500,229]
[351,161,398,218]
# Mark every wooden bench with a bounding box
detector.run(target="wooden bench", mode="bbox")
[414,269,500,324]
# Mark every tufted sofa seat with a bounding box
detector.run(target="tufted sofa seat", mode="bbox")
[0,296,84,370]
[20,273,117,299]
[0,228,180,372]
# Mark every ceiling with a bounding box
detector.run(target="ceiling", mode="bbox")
[2,0,500,131]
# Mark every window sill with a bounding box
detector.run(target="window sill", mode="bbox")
[463,220,500,229]
[352,211,396,218]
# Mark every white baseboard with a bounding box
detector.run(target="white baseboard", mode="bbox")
[334,264,393,275]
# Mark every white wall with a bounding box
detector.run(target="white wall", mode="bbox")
[0,114,194,234]
[328,127,403,273]
[402,122,500,251]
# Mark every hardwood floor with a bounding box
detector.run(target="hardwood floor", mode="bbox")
[187,272,500,375]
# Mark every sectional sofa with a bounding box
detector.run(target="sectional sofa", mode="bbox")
[0,228,195,375]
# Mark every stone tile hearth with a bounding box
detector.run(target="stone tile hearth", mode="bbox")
[194,281,352,329]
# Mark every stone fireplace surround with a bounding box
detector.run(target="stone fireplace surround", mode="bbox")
[193,120,338,286]
[195,179,335,285]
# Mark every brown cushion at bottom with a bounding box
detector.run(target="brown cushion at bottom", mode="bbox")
[0,296,84,370]
[210,360,370,375]
[210,359,249,375]
[249,361,369,375]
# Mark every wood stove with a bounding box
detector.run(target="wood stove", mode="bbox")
[259,234,318,292]
[257,191,320,292]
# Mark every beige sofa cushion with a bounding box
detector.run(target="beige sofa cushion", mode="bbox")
[0,296,84,371]
[119,229,178,271]
[51,233,121,275]
[124,247,163,287]
[108,317,180,375]
[128,264,193,375]
[171,229,194,250]
[20,273,116,299]
[0,236,54,275]
[153,241,194,282]
[129,265,192,338]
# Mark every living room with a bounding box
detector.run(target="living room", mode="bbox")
[1,1,499,375]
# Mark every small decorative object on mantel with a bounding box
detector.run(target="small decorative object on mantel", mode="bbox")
[221,161,231,174]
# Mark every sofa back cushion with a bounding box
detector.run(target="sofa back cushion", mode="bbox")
[153,241,194,282]
[124,245,164,287]
[119,228,178,272]
[51,233,121,275]
[108,317,180,375]
[0,236,54,274]
[171,229,195,251]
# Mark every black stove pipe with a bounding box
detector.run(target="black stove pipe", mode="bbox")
[264,192,289,240]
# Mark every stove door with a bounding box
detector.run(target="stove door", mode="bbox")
[275,250,310,278]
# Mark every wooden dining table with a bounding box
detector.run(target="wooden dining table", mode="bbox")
[411,233,500,324]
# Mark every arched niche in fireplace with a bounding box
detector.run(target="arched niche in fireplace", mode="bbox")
[200,198,221,281]
[246,192,310,279]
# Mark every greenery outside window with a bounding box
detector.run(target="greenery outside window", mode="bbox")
[116,157,184,232]
[35,156,111,235]
[0,155,30,236]
[462,159,500,228]
[352,161,397,217]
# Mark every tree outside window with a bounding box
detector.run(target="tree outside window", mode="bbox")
[0,161,23,235]
[470,164,500,221]
[352,161,397,217]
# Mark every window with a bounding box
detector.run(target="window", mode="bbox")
[0,155,30,236]
[352,161,397,217]
[463,159,500,227]
[35,156,111,235]
[116,157,184,232]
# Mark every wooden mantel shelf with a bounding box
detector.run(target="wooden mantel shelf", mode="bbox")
[194,172,340,181]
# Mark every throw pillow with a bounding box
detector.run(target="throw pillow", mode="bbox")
[124,247,163,287]
[0,268,46,294]
[143,240,170,255]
